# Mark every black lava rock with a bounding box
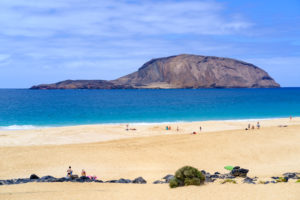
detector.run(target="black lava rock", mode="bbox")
[283,173,298,179]
[30,174,40,180]
[162,175,174,183]
[117,178,132,183]
[219,174,236,179]
[231,167,249,177]
[243,177,255,184]
[132,177,147,184]
[153,180,166,184]
[106,180,118,183]
[205,177,216,183]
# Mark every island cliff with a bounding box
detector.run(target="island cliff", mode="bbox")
[30,54,280,89]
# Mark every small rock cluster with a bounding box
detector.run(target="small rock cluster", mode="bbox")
[0,174,147,186]
[0,170,299,186]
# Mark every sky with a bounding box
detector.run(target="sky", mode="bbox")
[0,0,299,88]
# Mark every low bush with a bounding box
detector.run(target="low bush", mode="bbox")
[169,166,205,188]
[276,177,288,183]
[221,179,237,184]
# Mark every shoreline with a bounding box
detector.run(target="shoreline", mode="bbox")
[0,117,299,147]
[0,116,298,131]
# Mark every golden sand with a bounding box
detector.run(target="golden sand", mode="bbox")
[0,118,300,199]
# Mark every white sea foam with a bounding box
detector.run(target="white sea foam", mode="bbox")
[0,116,296,130]
[0,125,47,130]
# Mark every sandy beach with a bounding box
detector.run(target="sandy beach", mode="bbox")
[1,117,300,200]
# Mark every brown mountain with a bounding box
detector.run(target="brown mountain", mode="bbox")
[30,54,280,89]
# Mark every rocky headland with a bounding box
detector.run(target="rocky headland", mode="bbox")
[30,54,280,89]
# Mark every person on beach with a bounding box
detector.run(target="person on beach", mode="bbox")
[81,169,86,177]
[176,126,179,131]
[67,166,73,178]
[126,124,129,131]
[290,116,292,120]
[248,124,251,129]
[252,125,255,130]
[200,126,202,132]
[257,122,260,129]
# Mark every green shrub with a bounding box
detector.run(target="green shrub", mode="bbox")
[276,177,288,183]
[296,179,300,183]
[221,179,237,184]
[169,166,205,188]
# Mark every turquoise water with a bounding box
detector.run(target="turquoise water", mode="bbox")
[0,88,300,128]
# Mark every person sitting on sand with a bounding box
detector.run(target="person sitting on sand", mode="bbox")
[67,166,73,176]
[81,169,86,177]
[252,125,255,130]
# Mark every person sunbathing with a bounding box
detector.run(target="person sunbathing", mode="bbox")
[81,169,86,177]
[67,166,73,176]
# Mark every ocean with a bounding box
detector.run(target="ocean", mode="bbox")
[0,88,300,129]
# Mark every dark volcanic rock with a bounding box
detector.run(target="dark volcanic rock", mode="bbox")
[132,177,147,184]
[30,54,280,89]
[162,175,174,183]
[29,174,40,180]
[283,173,299,179]
[31,80,133,90]
[231,167,249,177]
[243,177,255,184]
[117,178,132,183]
[153,180,166,184]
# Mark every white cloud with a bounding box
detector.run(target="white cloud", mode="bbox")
[0,0,251,37]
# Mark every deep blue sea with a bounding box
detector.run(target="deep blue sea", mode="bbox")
[0,88,300,129]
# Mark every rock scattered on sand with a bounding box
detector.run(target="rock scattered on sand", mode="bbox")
[162,175,174,183]
[132,177,147,184]
[29,174,40,180]
[283,173,299,179]
[153,180,166,184]
[230,166,249,177]
[243,177,256,184]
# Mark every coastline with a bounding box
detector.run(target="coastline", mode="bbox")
[0,117,299,146]
[1,116,298,130]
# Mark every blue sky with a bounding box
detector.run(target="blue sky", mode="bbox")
[0,0,299,88]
